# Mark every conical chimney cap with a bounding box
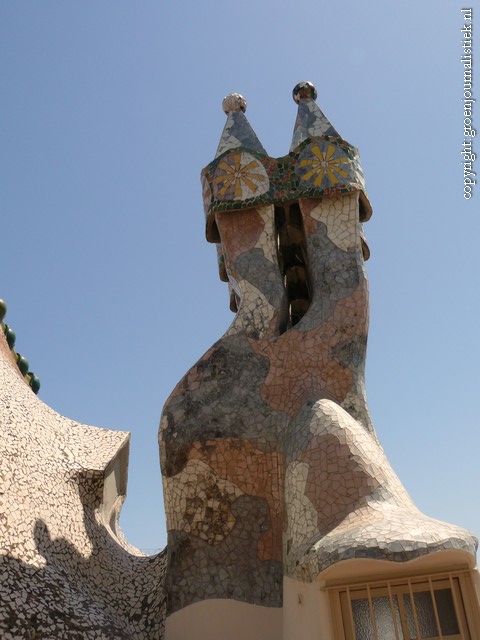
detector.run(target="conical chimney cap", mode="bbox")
[214,93,267,159]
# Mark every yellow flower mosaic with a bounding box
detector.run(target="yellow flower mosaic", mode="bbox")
[213,151,269,201]
[297,142,351,188]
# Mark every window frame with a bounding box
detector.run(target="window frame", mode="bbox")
[328,571,480,640]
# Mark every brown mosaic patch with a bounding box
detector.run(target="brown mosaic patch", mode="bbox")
[299,433,379,535]
[215,207,266,263]
[189,439,283,561]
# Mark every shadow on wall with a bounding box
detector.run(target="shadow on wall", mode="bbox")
[1,472,167,640]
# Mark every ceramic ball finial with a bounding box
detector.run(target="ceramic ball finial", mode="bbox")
[292,81,318,104]
[222,93,247,114]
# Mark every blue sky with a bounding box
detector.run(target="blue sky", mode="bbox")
[1,1,478,554]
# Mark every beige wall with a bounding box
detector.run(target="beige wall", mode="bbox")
[165,599,283,640]
[165,579,334,640]
[283,576,334,640]
[166,560,480,640]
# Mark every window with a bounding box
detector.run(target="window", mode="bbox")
[330,572,477,640]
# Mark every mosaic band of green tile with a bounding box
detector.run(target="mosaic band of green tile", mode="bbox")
[202,133,371,243]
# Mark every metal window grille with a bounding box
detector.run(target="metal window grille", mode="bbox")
[331,572,473,640]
